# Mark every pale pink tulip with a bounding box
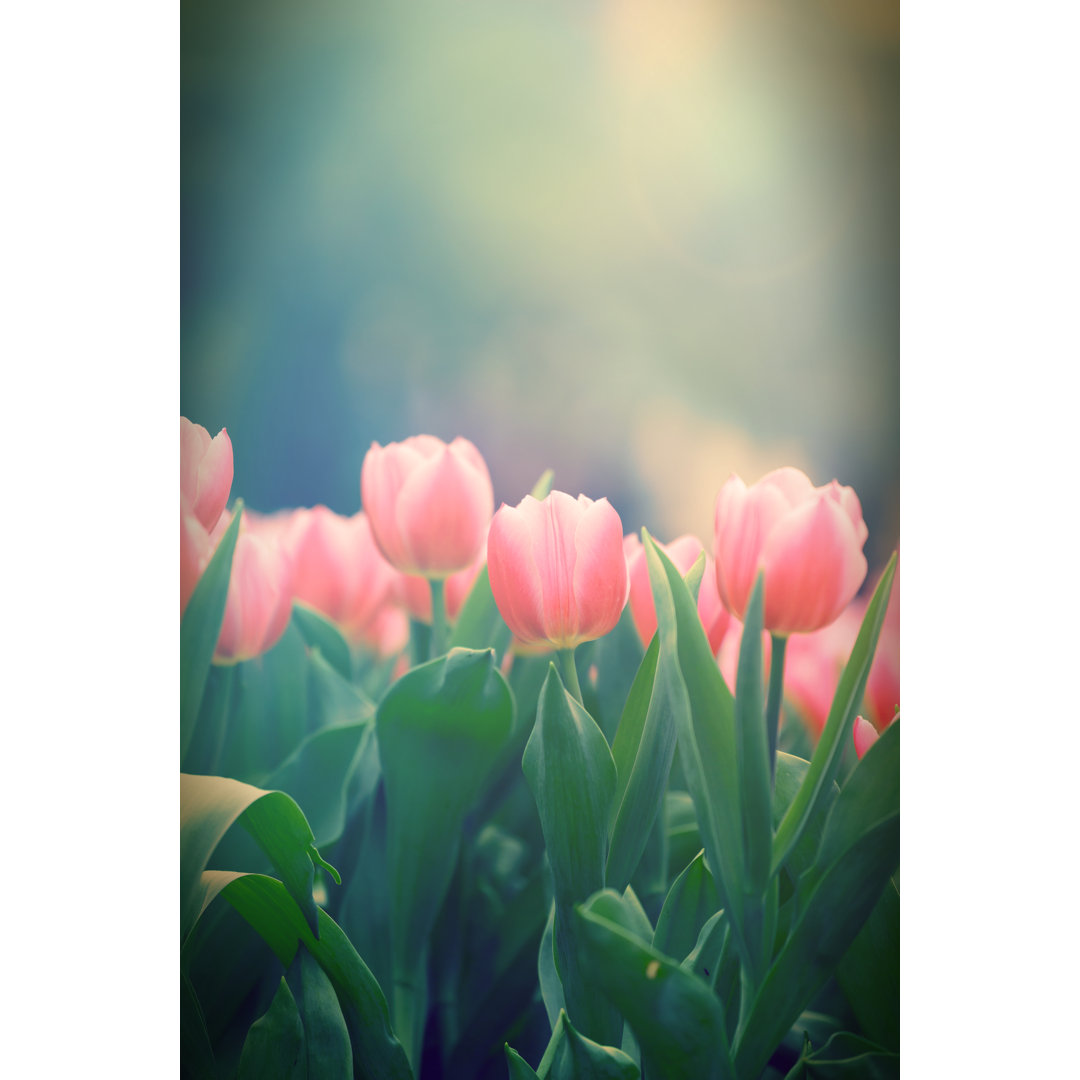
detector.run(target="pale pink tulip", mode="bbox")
[181,500,214,616]
[624,533,731,654]
[713,467,868,635]
[285,506,401,646]
[361,435,493,577]
[214,532,294,663]
[863,560,900,731]
[853,715,880,760]
[781,610,860,737]
[180,417,234,532]
[488,491,628,649]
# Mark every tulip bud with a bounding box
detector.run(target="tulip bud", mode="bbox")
[713,467,868,635]
[624,533,731,654]
[487,490,628,649]
[360,435,494,578]
[180,417,234,533]
[214,532,294,663]
[853,715,880,760]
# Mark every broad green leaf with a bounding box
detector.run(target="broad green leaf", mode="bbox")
[181,503,241,762]
[782,1030,899,1080]
[573,898,734,1080]
[606,636,676,892]
[583,888,654,943]
[533,1010,640,1080]
[448,565,512,659]
[506,1044,542,1080]
[523,663,619,1045]
[183,661,235,776]
[377,647,514,1063]
[260,722,374,848]
[664,791,703,880]
[682,908,726,983]
[237,977,305,1080]
[307,647,376,731]
[180,773,337,944]
[836,877,899,1052]
[642,533,749,971]
[292,602,353,682]
[772,553,898,875]
[212,872,414,1080]
[652,851,720,964]
[217,619,311,782]
[289,946,353,1079]
[734,724,900,1079]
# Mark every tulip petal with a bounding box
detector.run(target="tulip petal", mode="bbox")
[570,497,627,647]
[487,501,548,644]
[760,495,868,635]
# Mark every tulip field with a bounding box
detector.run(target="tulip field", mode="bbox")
[180,421,899,1079]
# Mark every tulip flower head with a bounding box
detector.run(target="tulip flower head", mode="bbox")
[361,435,494,578]
[214,531,294,664]
[487,491,628,650]
[180,417,233,533]
[713,467,868,636]
[624,533,731,655]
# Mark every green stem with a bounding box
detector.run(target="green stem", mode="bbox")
[766,633,788,786]
[430,578,448,660]
[558,648,583,704]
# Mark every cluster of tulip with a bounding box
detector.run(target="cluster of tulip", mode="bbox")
[180,419,900,1080]
[181,419,897,745]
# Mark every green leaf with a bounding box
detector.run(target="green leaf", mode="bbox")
[506,1044,542,1080]
[180,970,217,1079]
[212,872,414,1080]
[772,553,898,875]
[652,851,720,964]
[307,647,376,731]
[734,724,900,1079]
[181,503,242,762]
[180,773,337,945]
[835,877,899,1052]
[288,946,353,1078]
[260,722,375,849]
[782,1030,899,1080]
[523,663,619,1045]
[376,647,514,1062]
[606,636,676,892]
[533,1010,640,1080]
[641,533,749,971]
[580,606,646,746]
[574,897,734,1080]
[664,791,703,881]
[292,603,354,682]
[539,903,566,1033]
[237,977,305,1080]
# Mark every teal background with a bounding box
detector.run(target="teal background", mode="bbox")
[182,0,899,571]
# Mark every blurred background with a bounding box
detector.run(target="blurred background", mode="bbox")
[182,0,899,572]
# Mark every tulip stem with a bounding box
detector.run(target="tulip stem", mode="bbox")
[558,648,583,704]
[430,578,448,659]
[766,633,788,786]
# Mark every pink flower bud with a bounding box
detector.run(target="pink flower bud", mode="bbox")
[360,435,494,577]
[487,490,628,649]
[624,533,731,654]
[713,467,868,635]
[284,506,401,646]
[853,715,880,760]
[214,532,294,663]
[180,417,234,533]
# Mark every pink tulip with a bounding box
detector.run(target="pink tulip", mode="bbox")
[181,500,214,616]
[713,467,868,635]
[180,417,234,532]
[863,561,900,731]
[214,531,294,663]
[781,610,860,737]
[487,490,628,649]
[624,533,731,654]
[285,506,401,646]
[361,435,494,577]
[398,550,486,625]
[853,715,880,760]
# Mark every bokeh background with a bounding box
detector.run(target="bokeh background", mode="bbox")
[182,0,898,573]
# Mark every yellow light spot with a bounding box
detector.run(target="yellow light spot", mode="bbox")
[645,960,660,979]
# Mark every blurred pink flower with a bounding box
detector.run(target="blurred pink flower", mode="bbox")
[853,715,880,760]
[623,533,730,654]
[488,491,627,649]
[713,467,868,635]
[180,417,233,533]
[361,435,493,577]
[214,531,294,663]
